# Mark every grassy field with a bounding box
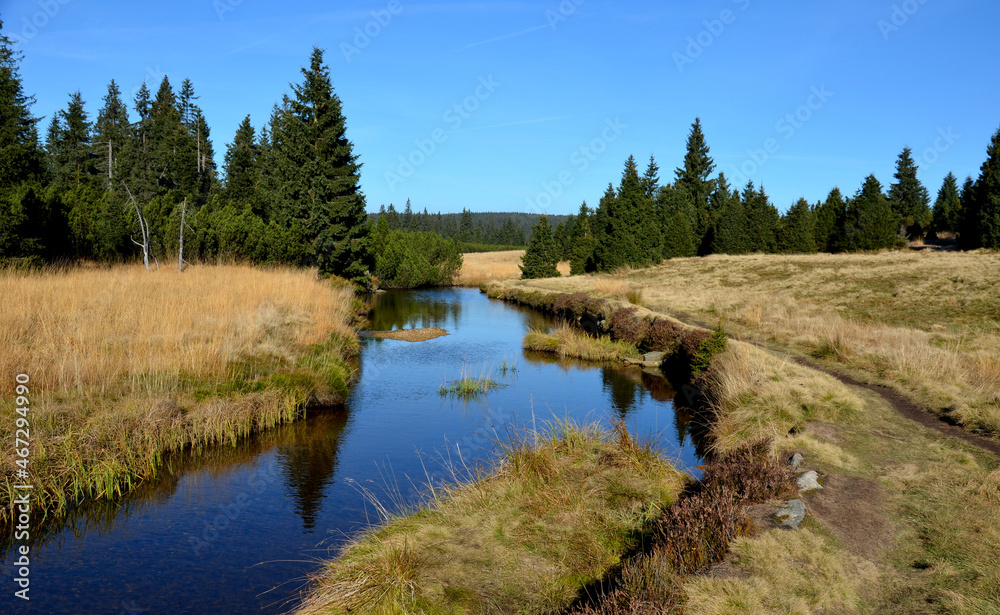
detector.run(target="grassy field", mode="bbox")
[0,264,360,526]
[488,250,1000,613]
[455,250,570,287]
[499,250,1000,438]
[297,421,687,614]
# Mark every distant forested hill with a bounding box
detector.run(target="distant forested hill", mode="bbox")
[370,202,571,249]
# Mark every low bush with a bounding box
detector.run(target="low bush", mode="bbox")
[608,307,651,347]
[646,319,684,353]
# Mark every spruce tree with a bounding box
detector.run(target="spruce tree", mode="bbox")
[974,126,1000,249]
[675,118,716,247]
[223,115,258,207]
[93,80,130,188]
[844,175,896,251]
[593,156,657,271]
[520,215,560,279]
[46,92,97,190]
[267,47,372,282]
[657,184,696,258]
[569,201,595,275]
[777,198,816,253]
[742,182,779,253]
[0,19,50,258]
[814,187,846,252]
[957,176,979,250]
[711,189,749,255]
[930,172,960,237]
[888,146,931,239]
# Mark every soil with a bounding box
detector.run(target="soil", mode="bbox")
[367,327,449,342]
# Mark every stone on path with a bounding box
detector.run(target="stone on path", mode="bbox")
[797,470,823,492]
[775,499,807,529]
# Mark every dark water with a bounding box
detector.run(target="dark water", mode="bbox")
[2,288,700,614]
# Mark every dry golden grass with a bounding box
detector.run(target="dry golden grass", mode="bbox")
[454,250,570,287]
[0,264,359,524]
[496,251,1000,436]
[0,264,356,396]
[684,528,878,614]
[493,268,1000,613]
[523,323,639,362]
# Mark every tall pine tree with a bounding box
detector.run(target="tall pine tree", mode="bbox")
[814,187,846,252]
[675,118,716,248]
[266,47,371,282]
[223,115,258,207]
[887,146,931,239]
[973,126,1000,249]
[0,19,51,258]
[520,215,560,279]
[777,198,816,253]
[930,172,960,237]
[843,175,896,251]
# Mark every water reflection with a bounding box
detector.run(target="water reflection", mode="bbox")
[368,289,463,331]
[276,410,349,532]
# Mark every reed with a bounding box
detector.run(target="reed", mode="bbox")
[0,264,359,527]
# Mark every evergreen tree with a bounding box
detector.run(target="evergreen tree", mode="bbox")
[568,201,595,275]
[93,79,130,189]
[974,126,1000,249]
[700,172,733,255]
[593,156,658,271]
[266,48,372,282]
[459,208,473,241]
[887,146,931,239]
[957,175,979,250]
[843,174,896,251]
[46,92,97,190]
[743,182,779,253]
[675,118,716,247]
[223,115,258,207]
[657,184,696,258]
[640,154,660,198]
[0,20,51,259]
[814,187,846,252]
[403,198,413,229]
[711,188,749,255]
[520,215,560,279]
[930,172,960,237]
[384,203,400,229]
[777,198,816,253]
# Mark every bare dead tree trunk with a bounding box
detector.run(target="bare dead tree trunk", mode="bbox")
[178,197,187,272]
[123,183,152,271]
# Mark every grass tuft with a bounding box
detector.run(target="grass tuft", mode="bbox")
[296,420,688,615]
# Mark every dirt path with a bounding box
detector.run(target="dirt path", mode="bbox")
[666,308,1000,458]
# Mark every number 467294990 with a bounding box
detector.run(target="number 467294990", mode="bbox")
[15,374,30,468]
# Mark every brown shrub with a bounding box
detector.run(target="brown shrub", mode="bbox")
[608,307,651,347]
[646,319,683,352]
[553,291,594,317]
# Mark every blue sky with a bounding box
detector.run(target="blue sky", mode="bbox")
[2,0,998,215]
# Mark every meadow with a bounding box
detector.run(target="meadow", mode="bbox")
[479,249,1000,613]
[0,264,360,526]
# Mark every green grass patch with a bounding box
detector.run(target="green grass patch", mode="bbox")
[296,421,688,615]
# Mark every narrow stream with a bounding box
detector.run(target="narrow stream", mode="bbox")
[2,288,700,614]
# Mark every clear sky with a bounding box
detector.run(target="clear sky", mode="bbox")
[2,0,998,215]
